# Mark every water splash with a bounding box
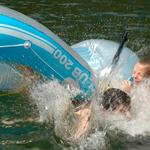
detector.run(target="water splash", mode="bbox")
[72,131,106,150]
[29,80,107,149]
[109,78,150,136]
[92,77,150,138]
[83,76,150,149]
[30,80,81,140]
[29,75,150,149]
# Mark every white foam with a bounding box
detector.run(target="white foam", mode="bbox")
[29,75,150,148]
[73,131,106,150]
[29,80,80,139]
[103,78,150,136]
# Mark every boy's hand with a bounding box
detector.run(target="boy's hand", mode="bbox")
[121,80,131,93]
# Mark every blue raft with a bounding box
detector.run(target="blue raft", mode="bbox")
[0,6,94,92]
[0,6,139,92]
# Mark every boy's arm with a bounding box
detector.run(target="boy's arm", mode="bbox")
[74,108,91,139]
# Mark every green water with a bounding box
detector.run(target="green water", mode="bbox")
[0,0,150,149]
[0,92,66,150]
[1,0,150,51]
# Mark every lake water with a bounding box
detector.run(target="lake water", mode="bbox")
[0,0,150,150]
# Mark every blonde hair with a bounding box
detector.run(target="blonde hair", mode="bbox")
[139,58,150,77]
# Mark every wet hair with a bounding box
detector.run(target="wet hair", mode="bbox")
[101,88,131,111]
[139,58,150,77]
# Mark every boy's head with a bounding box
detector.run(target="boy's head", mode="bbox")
[101,88,131,112]
[133,58,150,85]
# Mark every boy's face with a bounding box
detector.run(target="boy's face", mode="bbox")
[133,63,148,85]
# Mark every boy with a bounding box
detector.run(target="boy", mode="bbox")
[122,58,150,93]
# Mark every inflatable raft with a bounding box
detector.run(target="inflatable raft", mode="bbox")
[0,6,94,92]
[0,6,139,92]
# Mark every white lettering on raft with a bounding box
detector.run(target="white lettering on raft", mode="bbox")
[72,67,89,84]
[51,48,90,83]
[53,49,73,70]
